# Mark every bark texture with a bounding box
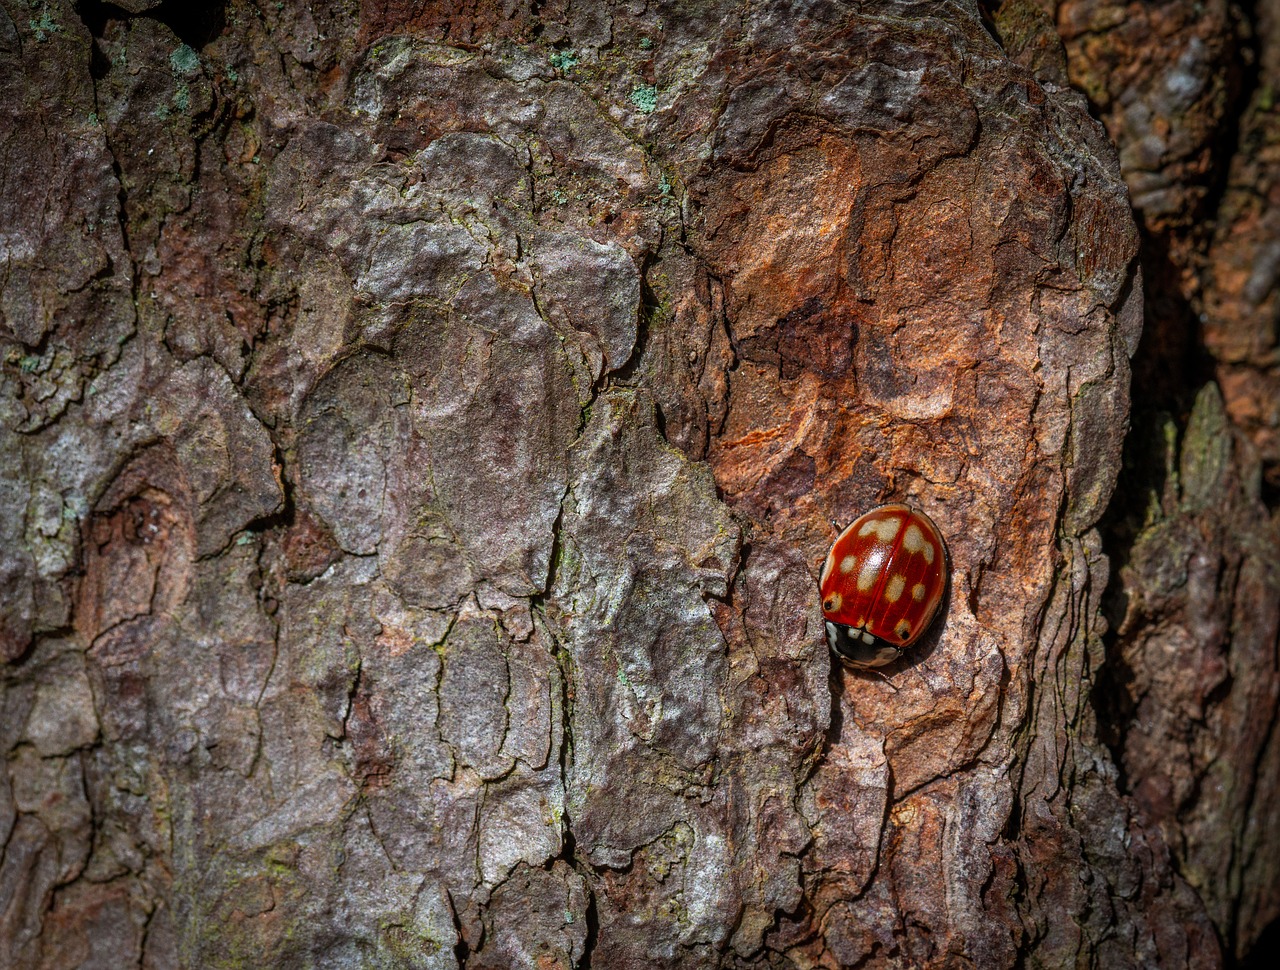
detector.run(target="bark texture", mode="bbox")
[1054,0,1280,962]
[0,1,1276,968]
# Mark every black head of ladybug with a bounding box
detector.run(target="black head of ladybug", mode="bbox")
[825,621,903,669]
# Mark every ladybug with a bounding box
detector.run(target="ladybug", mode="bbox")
[819,504,948,668]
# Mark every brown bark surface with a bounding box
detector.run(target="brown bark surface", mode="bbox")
[1,1,1276,968]
[1055,0,1280,961]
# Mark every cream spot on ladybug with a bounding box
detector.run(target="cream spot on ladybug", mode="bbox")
[856,560,880,592]
[903,523,939,564]
[859,517,901,541]
[824,592,842,613]
[895,620,911,640]
[912,583,927,602]
[840,555,858,574]
[903,524,926,553]
[820,551,836,585]
[885,574,906,603]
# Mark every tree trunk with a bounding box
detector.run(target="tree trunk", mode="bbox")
[1,1,1276,967]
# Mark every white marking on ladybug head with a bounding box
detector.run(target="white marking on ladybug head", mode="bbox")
[885,574,905,603]
[874,644,901,665]
[861,630,875,644]
[912,583,926,602]
[859,517,901,541]
[840,555,858,574]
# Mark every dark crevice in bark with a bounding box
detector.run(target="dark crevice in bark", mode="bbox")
[339,658,362,743]
[1089,633,1137,793]
[449,891,471,967]
[1241,914,1280,970]
[1129,237,1218,417]
[558,820,599,969]
[1225,659,1280,959]
[76,0,141,390]
[610,249,661,388]
[75,0,227,50]
[1080,3,1276,959]
[1262,469,1280,512]
[973,1,1004,51]
[581,887,600,969]
[1090,0,1260,770]
[85,19,111,77]
[1206,0,1280,515]
[823,661,846,752]
[537,498,567,603]
[74,1,129,38]
[195,438,295,562]
[1091,389,1155,794]
[135,899,158,970]
[1124,0,1254,413]
[534,592,599,969]
[1196,0,1261,250]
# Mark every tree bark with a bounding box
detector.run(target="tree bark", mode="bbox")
[1,1,1276,968]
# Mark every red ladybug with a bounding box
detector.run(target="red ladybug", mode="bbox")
[819,504,948,668]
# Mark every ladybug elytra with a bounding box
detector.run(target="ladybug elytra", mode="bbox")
[819,504,948,668]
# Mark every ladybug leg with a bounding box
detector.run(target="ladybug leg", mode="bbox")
[867,667,898,691]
